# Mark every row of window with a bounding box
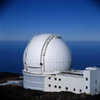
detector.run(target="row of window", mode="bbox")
[48,77,61,81]
[48,84,61,89]
[49,84,98,93]
[49,77,98,84]
[49,77,88,81]
[48,84,82,92]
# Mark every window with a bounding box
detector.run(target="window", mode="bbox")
[73,88,76,91]
[66,87,68,90]
[95,88,97,92]
[59,86,61,89]
[48,84,51,87]
[40,63,43,66]
[86,86,88,89]
[48,77,51,79]
[79,89,82,92]
[95,80,97,84]
[86,78,88,81]
[55,36,61,39]
[54,85,57,88]
[59,78,61,81]
[54,78,57,80]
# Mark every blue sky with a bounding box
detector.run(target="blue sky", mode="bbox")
[0,0,100,41]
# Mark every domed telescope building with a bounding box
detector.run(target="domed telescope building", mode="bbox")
[23,34,100,95]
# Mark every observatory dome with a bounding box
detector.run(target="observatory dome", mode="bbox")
[23,34,72,74]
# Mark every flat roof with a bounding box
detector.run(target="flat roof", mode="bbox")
[57,70,84,78]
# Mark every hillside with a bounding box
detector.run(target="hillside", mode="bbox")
[0,72,22,83]
[0,85,100,100]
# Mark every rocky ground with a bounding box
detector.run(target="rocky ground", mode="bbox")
[0,85,100,100]
[0,72,22,83]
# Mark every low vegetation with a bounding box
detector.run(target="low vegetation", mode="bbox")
[0,72,22,83]
[0,85,100,100]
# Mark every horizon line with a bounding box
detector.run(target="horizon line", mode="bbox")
[0,40,100,42]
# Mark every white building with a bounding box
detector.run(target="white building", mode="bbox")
[23,34,100,95]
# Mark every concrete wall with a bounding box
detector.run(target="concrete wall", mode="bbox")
[83,70,90,94]
[44,68,100,95]
[23,72,45,91]
[90,69,100,95]
[44,74,84,94]
[83,68,100,95]
[23,67,100,95]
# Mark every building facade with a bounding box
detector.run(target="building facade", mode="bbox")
[23,67,100,95]
[23,34,100,95]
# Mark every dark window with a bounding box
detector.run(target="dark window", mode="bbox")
[95,80,97,84]
[40,63,43,66]
[59,86,61,89]
[59,78,61,81]
[48,77,51,79]
[73,88,75,91]
[48,84,51,87]
[86,78,88,81]
[55,36,61,39]
[54,78,57,80]
[86,86,88,89]
[95,88,97,92]
[66,87,68,90]
[54,85,57,88]
[79,89,82,92]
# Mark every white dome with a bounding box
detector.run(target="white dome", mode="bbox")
[23,34,72,74]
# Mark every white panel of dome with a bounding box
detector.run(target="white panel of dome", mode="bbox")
[23,33,72,74]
